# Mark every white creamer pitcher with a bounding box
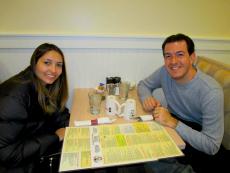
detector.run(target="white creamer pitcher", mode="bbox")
[105,95,121,116]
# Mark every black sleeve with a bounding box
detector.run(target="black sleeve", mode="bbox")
[52,107,70,129]
[0,96,59,167]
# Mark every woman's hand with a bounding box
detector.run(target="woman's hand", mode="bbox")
[55,128,66,141]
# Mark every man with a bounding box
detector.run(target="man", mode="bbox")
[138,33,224,172]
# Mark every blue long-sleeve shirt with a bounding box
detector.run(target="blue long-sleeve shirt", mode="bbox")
[138,66,224,155]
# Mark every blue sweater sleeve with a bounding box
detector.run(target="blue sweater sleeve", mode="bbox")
[137,67,163,102]
[176,88,224,155]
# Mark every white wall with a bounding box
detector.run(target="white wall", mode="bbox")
[0,35,230,108]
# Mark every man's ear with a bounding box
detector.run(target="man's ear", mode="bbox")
[190,52,196,64]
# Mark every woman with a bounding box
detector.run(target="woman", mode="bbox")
[0,43,70,172]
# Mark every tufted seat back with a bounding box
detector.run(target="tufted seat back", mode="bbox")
[196,56,230,150]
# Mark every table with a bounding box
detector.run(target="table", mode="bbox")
[59,88,185,172]
[69,88,185,149]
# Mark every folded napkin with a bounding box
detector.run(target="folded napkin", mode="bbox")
[74,117,116,127]
[139,115,154,121]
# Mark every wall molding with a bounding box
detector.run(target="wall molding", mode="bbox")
[0,34,230,52]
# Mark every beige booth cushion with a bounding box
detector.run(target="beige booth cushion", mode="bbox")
[196,56,230,150]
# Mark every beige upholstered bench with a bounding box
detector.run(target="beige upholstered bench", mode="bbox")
[196,56,230,150]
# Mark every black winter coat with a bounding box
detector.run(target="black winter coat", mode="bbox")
[0,67,70,172]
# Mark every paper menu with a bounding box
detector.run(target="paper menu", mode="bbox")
[59,121,183,172]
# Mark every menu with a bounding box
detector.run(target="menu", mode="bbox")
[59,121,183,172]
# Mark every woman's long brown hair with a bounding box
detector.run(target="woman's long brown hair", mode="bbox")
[30,43,68,114]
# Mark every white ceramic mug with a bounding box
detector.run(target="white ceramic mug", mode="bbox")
[119,99,136,120]
[105,95,121,116]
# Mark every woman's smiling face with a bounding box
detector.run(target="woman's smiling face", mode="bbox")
[35,50,63,85]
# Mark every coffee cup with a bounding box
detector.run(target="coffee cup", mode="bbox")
[119,99,136,120]
[105,95,121,116]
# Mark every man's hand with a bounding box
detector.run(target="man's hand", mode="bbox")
[142,96,161,112]
[55,128,66,141]
[153,107,178,129]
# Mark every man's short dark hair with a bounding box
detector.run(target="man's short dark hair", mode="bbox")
[162,33,195,55]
